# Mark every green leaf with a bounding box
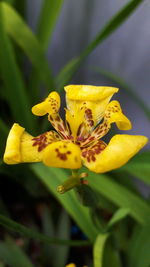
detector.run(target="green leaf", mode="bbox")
[0,6,34,131]
[3,0,15,4]
[128,225,150,267]
[107,208,130,229]
[37,0,64,49]
[93,233,109,267]
[54,211,70,267]
[116,151,150,185]
[41,208,70,267]
[88,172,150,225]
[31,164,99,241]
[1,2,54,90]
[0,214,90,247]
[56,0,144,88]
[103,241,121,267]
[120,163,150,185]
[0,238,33,267]
[0,119,8,137]
[30,0,64,96]
[132,151,150,162]
[92,67,150,121]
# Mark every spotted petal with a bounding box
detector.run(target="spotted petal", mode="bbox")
[32,91,60,116]
[3,123,60,164]
[105,100,132,130]
[43,141,82,169]
[81,100,132,147]
[65,85,119,132]
[82,134,148,173]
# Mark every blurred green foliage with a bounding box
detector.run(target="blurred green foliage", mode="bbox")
[0,0,150,266]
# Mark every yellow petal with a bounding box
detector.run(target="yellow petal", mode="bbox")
[3,123,60,164]
[65,85,119,134]
[32,91,60,116]
[43,141,82,169]
[82,134,148,173]
[106,100,132,130]
[81,100,132,147]
[20,132,44,162]
[65,108,86,139]
[3,123,25,164]
[21,131,61,163]
[65,85,118,101]
[65,264,76,267]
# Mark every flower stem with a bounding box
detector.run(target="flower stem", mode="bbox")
[57,175,81,194]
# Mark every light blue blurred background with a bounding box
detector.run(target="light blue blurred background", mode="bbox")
[27,0,150,142]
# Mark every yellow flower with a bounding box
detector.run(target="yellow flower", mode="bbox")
[3,85,148,174]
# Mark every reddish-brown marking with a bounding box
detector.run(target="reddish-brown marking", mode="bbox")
[55,116,60,122]
[55,148,71,161]
[81,140,106,163]
[32,132,60,152]
[57,124,64,132]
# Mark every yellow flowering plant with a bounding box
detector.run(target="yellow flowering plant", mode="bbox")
[0,1,150,266]
[3,85,148,193]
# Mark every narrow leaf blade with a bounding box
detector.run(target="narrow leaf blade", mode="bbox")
[93,233,109,267]
[31,164,99,241]
[88,172,150,225]
[37,0,64,49]
[0,6,33,130]
[1,2,54,90]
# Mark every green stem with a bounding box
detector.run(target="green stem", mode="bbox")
[0,214,91,247]
[57,176,81,194]
[71,169,79,178]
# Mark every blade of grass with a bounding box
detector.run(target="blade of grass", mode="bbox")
[0,119,9,137]
[128,225,150,267]
[93,67,150,121]
[56,0,144,88]
[29,0,64,100]
[88,172,150,225]
[1,2,54,96]
[93,233,109,267]
[31,164,99,241]
[115,151,150,185]
[119,163,150,185]
[0,238,34,267]
[0,214,90,247]
[4,0,15,4]
[107,208,130,230]
[37,0,64,50]
[103,241,122,267]
[55,211,70,267]
[0,6,34,131]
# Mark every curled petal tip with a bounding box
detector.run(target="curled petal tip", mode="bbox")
[32,91,60,116]
[3,123,24,165]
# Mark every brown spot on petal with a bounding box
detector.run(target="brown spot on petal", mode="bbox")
[32,131,60,152]
[81,140,106,162]
[55,148,72,161]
